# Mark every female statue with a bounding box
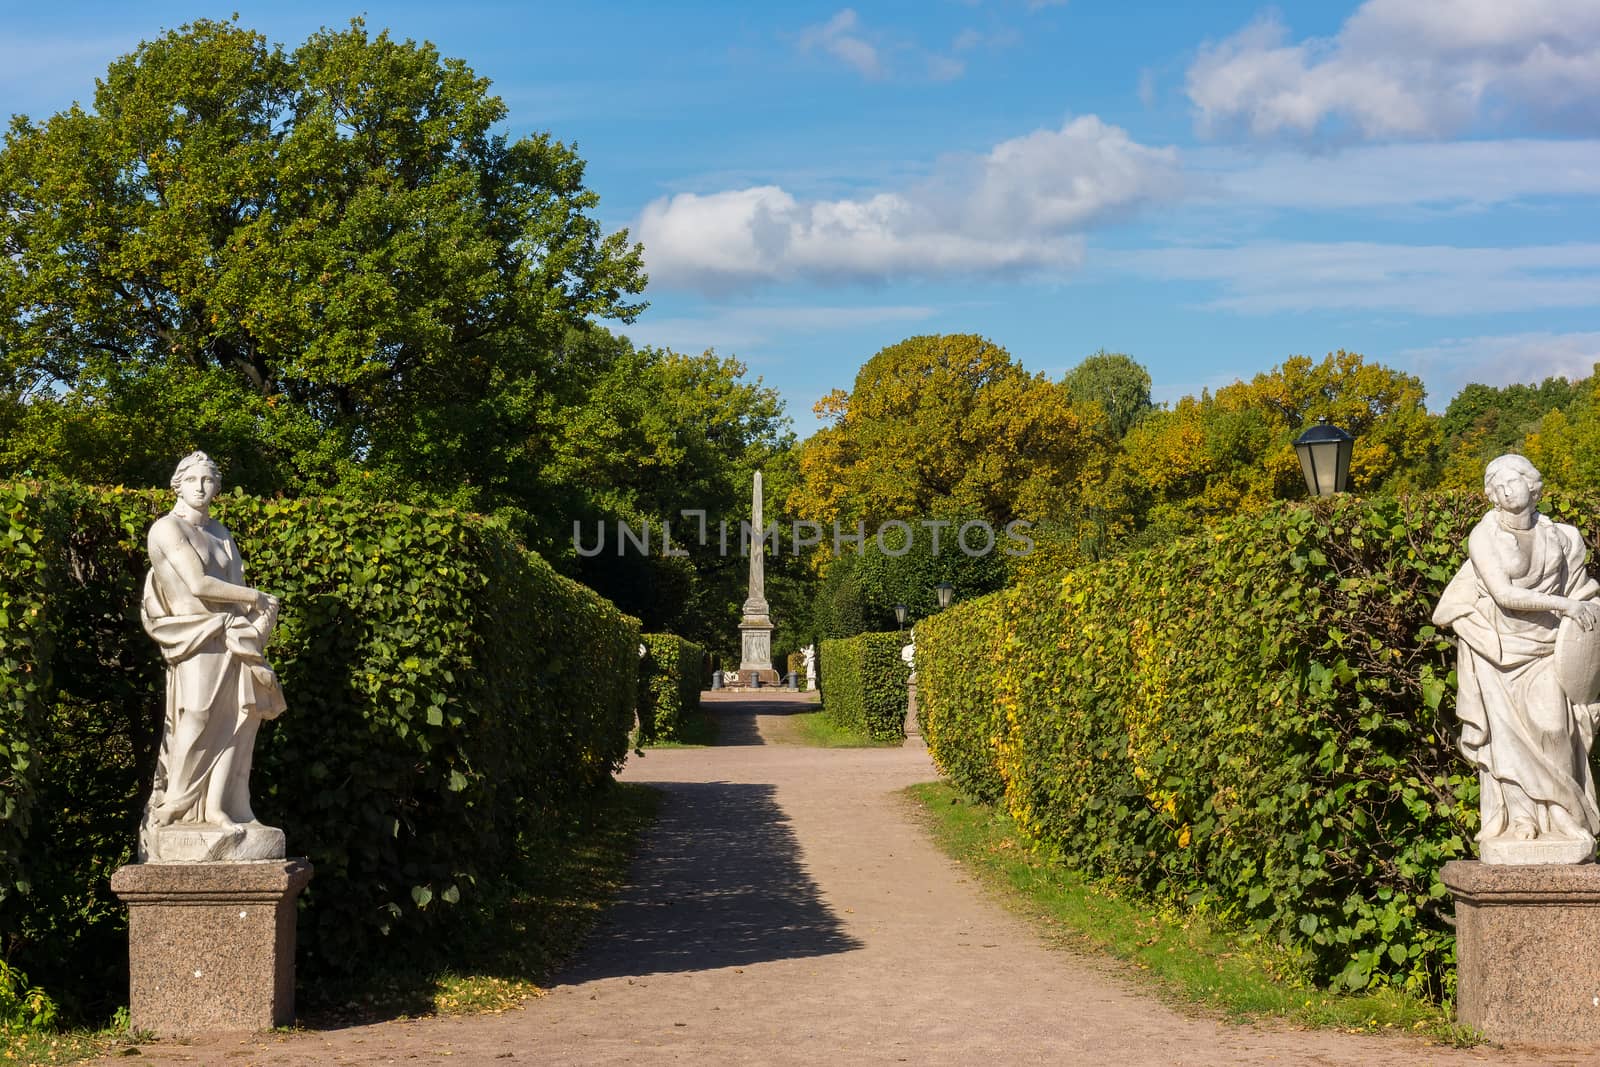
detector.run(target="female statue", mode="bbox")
[1433,454,1600,863]
[139,452,286,862]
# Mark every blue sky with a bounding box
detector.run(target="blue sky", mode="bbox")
[3,1,1598,431]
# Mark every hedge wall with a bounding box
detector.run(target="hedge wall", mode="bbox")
[638,633,705,742]
[0,482,639,1016]
[917,490,1600,998]
[819,632,910,741]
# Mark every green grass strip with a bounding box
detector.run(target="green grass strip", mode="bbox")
[904,781,1478,1045]
[789,708,903,748]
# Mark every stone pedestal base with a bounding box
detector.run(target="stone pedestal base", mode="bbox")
[111,858,313,1036]
[739,614,774,678]
[1480,833,1596,866]
[1442,859,1600,1043]
[905,676,920,739]
[151,822,285,863]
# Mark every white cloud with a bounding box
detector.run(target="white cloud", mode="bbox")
[799,9,882,79]
[1187,0,1600,141]
[1396,331,1600,403]
[1138,68,1158,108]
[927,54,967,82]
[953,28,986,52]
[952,27,1022,53]
[1192,139,1600,211]
[1116,241,1600,315]
[623,304,938,353]
[637,116,1181,290]
[796,9,966,84]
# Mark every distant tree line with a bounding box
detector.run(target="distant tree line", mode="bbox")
[793,333,1600,638]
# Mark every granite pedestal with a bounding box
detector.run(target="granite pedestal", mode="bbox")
[1442,859,1600,1043]
[111,858,313,1036]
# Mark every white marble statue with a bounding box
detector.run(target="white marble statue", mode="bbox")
[802,644,817,691]
[1433,454,1600,864]
[139,452,287,863]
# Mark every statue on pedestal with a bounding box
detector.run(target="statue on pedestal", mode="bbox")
[139,452,287,863]
[1433,454,1600,864]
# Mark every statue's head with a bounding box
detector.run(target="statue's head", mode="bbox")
[1484,453,1542,509]
[169,451,222,508]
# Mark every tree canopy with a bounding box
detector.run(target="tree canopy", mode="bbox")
[1064,349,1153,439]
[0,17,645,500]
[1121,351,1438,532]
[0,18,814,656]
[791,334,1110,530]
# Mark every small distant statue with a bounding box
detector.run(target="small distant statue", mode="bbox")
[1433,454,1600,864]
[802,644,817,691]
[139,452,287,863]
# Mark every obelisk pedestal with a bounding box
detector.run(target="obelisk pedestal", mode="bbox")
[737,471,778,686]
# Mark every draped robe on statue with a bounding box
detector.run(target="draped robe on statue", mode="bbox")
[1432,512,1600,841]
[138,515,285,862]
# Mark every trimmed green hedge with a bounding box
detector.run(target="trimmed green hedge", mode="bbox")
[0,483,58,905]
[819,632,910,741]
[638,633,705,742]
[918,490,1600,999]
[0,481,639,1015]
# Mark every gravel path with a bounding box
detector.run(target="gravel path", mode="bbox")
[109,692,1594,1066]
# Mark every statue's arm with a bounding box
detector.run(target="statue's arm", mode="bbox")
[148,519,265,609]
[1470,523,1600,628]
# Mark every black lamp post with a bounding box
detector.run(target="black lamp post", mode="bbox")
[935,583,955,610]
[1293,418,1354,498]
[893,603,908,630]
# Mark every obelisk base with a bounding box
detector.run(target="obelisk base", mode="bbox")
[1441,859,1600,1043]
[738,615,777,686]
[111,858,313,1036]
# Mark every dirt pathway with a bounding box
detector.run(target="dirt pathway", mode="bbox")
[110,693,1593,1065]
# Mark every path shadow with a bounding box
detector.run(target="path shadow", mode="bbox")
[703,695,815,747]
[556,781,862,981]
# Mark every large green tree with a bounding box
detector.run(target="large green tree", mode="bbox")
[1064,349,1153,439]
[1434,376,1581,490]
[1121,351,1439,534]
[546,332,798,647]
[792,334,1111,530]
[0,18,645,501]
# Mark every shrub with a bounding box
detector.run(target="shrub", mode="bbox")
[637,633,705,742]
[0,482,639,1017]
[819,632,909,741]
[0,483,57,907]
[0,959,56,1033]
[786,651,804,680]
[917,490,1600,998]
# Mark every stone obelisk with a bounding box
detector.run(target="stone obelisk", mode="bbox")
[738,471,777,685]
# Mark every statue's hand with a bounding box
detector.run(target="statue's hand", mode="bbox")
[1561,599,1600,631]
